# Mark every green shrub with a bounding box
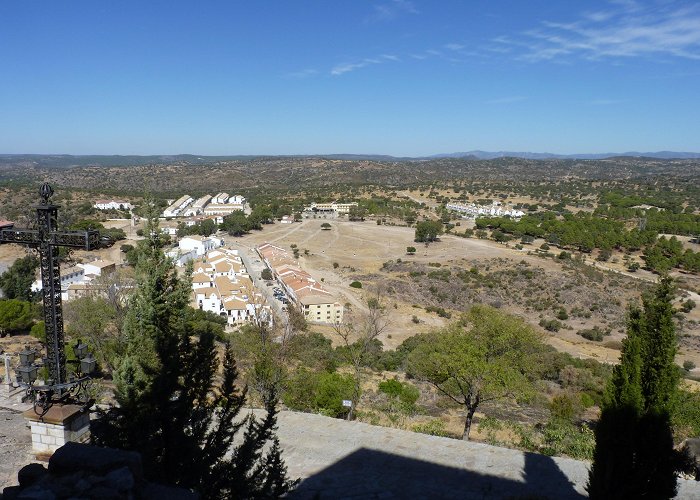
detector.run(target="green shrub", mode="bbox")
[349,281,362,289]
[680,299,696,313]
[412,419,449,437]
[539,318,563,332]
[577,326,606,342]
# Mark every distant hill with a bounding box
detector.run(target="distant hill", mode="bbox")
[428,150,700,160]
[1,150,699,169]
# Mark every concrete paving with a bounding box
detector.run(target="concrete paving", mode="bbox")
[0,409,33,488]
[2,405,699,498]
[269,411,700,500]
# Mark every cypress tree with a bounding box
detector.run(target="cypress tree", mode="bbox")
[588,277,682,499]
[92,211,296,498]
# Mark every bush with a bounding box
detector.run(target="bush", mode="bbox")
[349,281,362,289]
[378,378,420,414]
[596,248,612,262]
[550,392,583,422]
[333,262,339,269]
[412,419,449,437]
[683,360,696,372]
[425,305,451,318]
[261,268,273,280]
[577,326,606,342]
[406,246,416,255]
[680,299,696,313]
[539,318,563,332]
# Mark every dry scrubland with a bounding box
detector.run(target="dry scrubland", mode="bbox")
[234,218,700,368]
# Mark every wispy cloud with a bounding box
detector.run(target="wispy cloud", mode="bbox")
[499,1,700,62]
[366,0,419,23]
[485,96,528,104]
[284,69,319,79]
[330,58,381,75]
[329,43,471,76]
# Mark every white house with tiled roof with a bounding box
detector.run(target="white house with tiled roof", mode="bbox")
[189,249,270,327]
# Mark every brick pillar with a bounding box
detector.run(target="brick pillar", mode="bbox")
[23,404,90,460]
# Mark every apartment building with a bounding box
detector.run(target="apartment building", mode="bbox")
[257,243,343,324]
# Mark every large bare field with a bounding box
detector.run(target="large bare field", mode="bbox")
[233,219,700,368]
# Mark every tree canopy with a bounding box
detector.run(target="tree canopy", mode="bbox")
[414,220,443,243]
[0,254,38,302]
[407,305,545,439]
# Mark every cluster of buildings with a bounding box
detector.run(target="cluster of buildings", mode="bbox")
[257,243,343,325]
[93,200,134,211]
[446,202,525,219]
[166,234,225,266]
[163,193,248,218]
[303,202,358,218]
[190,248,271,327]
[31,259,117,301]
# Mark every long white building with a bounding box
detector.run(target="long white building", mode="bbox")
[446,202,525,219]
[163,195,194,217]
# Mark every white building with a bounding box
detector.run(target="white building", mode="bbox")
[183,195,212,216]
[446,202,525,219]
[163,195,194,217]
[203,203,245,216]
[256,243,343,324]
[94,200,134,210]
[213,192,230,204]
[179,235,224,256]
[306,202,358,215]
[79,259,116,277]
[31,259,116,301]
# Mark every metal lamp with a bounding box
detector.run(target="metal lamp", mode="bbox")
[19,346,36,366]
[80,353,96,375]
[72,340,88,359]
[16,364,38,384]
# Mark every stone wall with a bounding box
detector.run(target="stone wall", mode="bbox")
[2,442,197,500]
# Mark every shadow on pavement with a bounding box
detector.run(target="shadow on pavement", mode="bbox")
[288,447,585,499]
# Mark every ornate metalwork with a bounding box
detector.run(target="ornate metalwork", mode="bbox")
[0,183,101,408]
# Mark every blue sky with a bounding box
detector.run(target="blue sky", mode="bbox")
[1,0,699,156]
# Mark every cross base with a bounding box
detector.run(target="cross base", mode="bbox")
[23,404,90,461]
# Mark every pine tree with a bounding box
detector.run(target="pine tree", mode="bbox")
[92,211,296,498]
[588,277,682,499]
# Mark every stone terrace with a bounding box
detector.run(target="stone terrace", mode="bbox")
[3,407,700,498]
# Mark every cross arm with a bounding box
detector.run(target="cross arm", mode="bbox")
[0,228,41,246]
[51,230,101,250]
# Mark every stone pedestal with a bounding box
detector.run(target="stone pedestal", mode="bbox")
[23,404,90,460]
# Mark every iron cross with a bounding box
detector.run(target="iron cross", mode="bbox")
[0,183,100,393]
